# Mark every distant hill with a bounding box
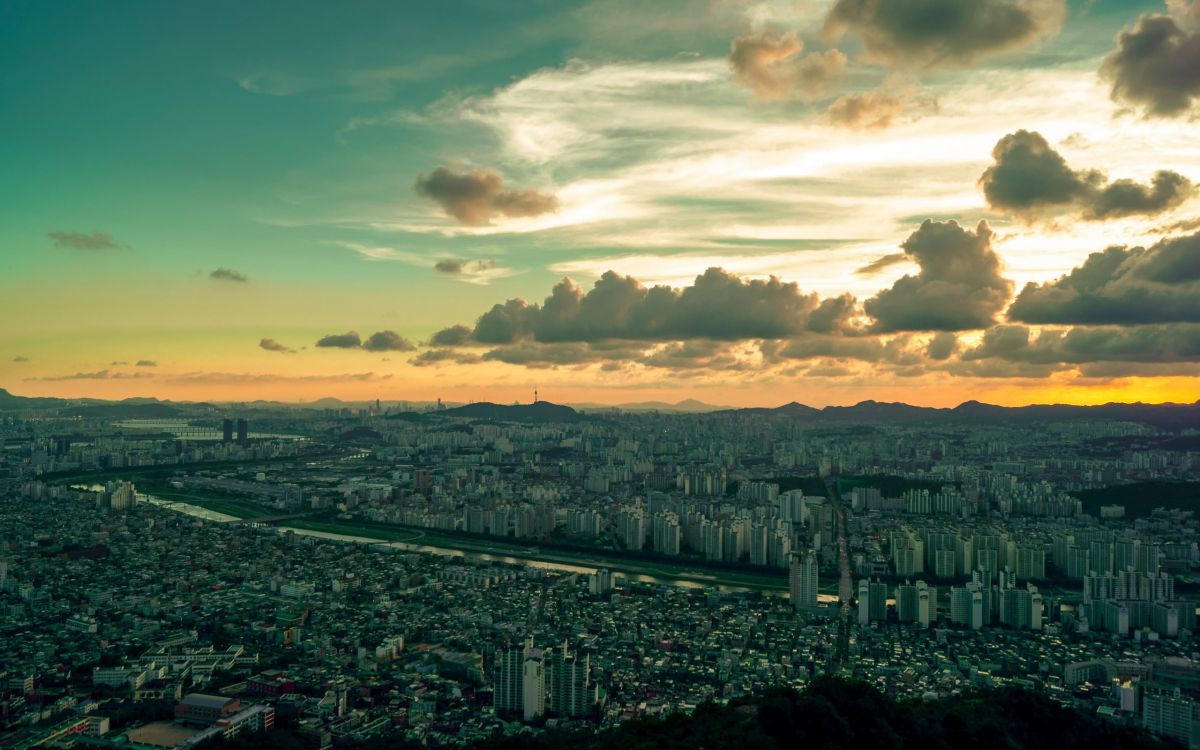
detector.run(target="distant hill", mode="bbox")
[0,387,65,410]
[575,399,729,413]
[61,402,183,419]
[400,401,584,423]
[715,399,1200,430]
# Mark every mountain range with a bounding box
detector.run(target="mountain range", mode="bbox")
[3,388,1198,429]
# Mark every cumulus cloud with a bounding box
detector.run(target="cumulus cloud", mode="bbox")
[316,331,364,349]
[362,330,417,352]
[729,32,846,100]
[864,220,1013,331]
[980,130,1192,221]
[925,332,958,360]
[428,324,473,347]
[1100,9,1200,118]
[823,0,1065,68]
[429,267,862,347]
[47,230,124,250]
[1007,232,1200,325]
[855,252,907,275]
[259,338,295,353]
[136,360,156,367]
[415,166,558,225]
[210,267,248,283]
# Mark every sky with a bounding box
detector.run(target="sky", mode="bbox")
[2,0,1199,407]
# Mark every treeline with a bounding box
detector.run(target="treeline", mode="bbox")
[204,679,1179,750]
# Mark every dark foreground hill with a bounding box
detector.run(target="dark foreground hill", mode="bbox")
[203,679,1175,750]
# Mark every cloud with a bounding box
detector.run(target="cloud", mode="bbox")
[12,356,29,363]
[316,331,364,349]
[864,220,1013,331]
[823,0,1065,68]
[433,257,507,283]
[210,267,248,283]
[429,267,862,347]
[729,32,847,100]
[964,323,1200,365]
[47,231,124,250]
[1007,232,1200,325]
[260,338,295,353]
[27,369,153,381]
[169,371,391,385]
[825,88,909,130]
[925,332,958,360]
[980,130,1193,221]
[362,330,417,352]
[411,349,483,367]
[1100,10,1200,118]
[855,252,907,275]
[428,325,473,347]
[414,166,559,225]
[136,360,157,367]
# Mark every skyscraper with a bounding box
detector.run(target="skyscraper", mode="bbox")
[236,418,248,444]
[522,656,545,721]
[790,550,819,611]
[222,418,233,443]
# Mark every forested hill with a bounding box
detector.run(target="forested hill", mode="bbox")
[206,679,1178,750]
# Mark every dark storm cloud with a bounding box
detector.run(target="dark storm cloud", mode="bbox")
[855,252,907,275]
[1100,10,1200,118]
[729,32,846,100]
[823,0,1065,68]
[1007,232,1200,325]
[47,230,124,250]
[415,167,558,226]
[259,338,294,353]
[210,267,248,283]
[429,267,862,347]
[864,220,1013,331]
[362,330,417,352]
[315,331,364,349]
[980,130,1192,220]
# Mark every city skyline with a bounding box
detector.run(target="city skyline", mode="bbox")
[3,0,1200,407]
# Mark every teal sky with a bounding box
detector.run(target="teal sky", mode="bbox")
[2,0,1198,407]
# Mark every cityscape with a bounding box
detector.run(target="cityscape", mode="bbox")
[3,0,1200,748]
[0,396,1198,748]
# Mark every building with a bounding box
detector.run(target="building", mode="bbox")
[493,641,528,715]
[522,656,545,721]
[547,643,596,718]
[790,550,818,611]
[176,694,241,725]
[1142,684,1196,746]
